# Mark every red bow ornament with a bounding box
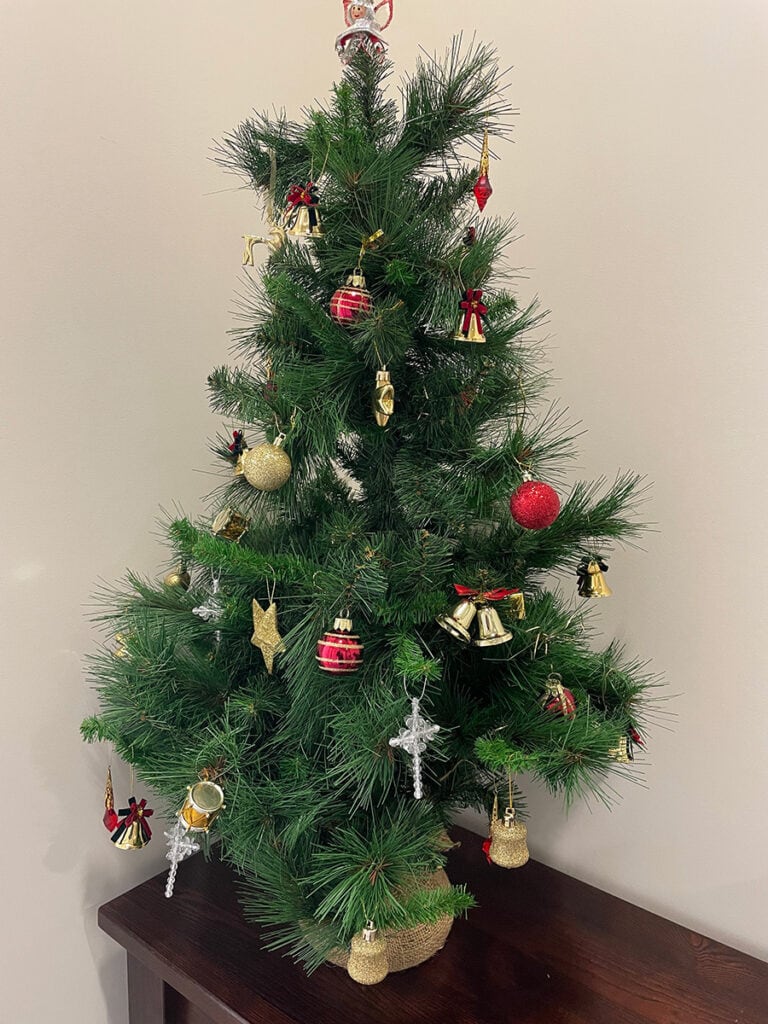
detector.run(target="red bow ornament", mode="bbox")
[110,797,154,846]
[458,289,487,339]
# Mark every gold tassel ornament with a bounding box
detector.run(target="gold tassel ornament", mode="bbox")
[347,921,389,985]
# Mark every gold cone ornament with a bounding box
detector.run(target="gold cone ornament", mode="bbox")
[474,602,513,647]
[436,595,477,643]
[577,557,612,598]
[372,367,395,427]
[347,922,389,986]
[212,507,249,542]
[241,433,292,491]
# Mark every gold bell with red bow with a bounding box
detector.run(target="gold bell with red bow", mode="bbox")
[453,288,487,342]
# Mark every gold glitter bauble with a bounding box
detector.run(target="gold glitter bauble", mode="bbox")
[241,440,292,492]
[347,923,389,986]
[489,809,529,869]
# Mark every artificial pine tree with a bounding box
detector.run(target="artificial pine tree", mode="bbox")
[82,31,656,978]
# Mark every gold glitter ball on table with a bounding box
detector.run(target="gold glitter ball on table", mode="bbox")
[163,566,191,590]
[178,780,226,833]
[489,807,529,869]
[241,435,292,491]
[250,598,286,674]
[346,922,389,986]
[212,508,249,542]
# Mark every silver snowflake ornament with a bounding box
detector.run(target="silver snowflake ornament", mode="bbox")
[389,697,440,799]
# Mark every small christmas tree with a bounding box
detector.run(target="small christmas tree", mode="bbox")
[83,25,655,979]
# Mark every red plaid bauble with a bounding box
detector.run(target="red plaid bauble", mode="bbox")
[330,272,372,325]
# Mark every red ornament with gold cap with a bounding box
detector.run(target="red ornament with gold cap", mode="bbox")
[509,472,561,530]
[473,129,493,212]
[330,270,372,325]
[316,614,364,674]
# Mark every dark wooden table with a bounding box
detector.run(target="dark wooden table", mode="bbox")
[99,826,768,1024]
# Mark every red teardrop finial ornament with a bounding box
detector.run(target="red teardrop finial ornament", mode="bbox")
[473,130,493,212]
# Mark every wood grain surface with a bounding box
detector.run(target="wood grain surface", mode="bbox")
[99,826,768,1024]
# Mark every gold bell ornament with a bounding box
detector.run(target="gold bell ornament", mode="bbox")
[347,921,389,986]
[164,565,191,590]
[111,794,154,851]
[487,788,529,869]
[474,602,513,647]
[227,430,248,478]
[284,182,323,238]
[453,287,487,342]
[436,594,478,643]
[165,775,226,899]
[372,367,395,427]
[212,507,249,542]
[241,433,292,492]
[576,556,612,598]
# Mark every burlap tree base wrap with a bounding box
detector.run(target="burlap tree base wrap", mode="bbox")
[327,869,454,974]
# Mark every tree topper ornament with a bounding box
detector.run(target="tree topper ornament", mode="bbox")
[389,696,440,799]
[336,0,393,64]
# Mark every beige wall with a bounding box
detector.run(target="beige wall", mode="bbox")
[2,2,766,1020]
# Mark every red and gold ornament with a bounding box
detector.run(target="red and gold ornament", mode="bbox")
[540,673,576,718]
[473,130,493,213]
[284,182,323,238]
[510,474,561,530]
[103,766,118,832]
[111,796,154,850]
[454,288,487,343]
[330,270,372,325]
[316,614,364,674]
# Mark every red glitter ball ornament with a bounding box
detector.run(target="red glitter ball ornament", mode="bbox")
[316,615,364,674]
[509,478,561,530]
[330,271,372,325]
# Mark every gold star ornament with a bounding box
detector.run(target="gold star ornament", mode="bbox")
[250,599,286,674]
